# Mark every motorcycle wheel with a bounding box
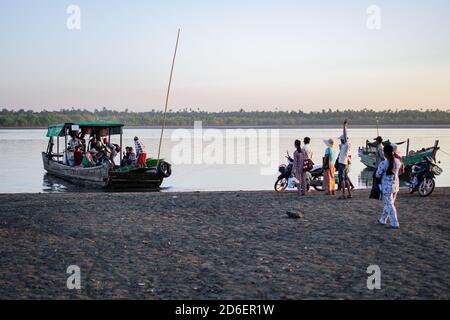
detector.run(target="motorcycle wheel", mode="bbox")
[274,178,288,192]
[312,175,324,191]
[418,178,435,197]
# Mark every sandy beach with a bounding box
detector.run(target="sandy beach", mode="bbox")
[0,188,449,300]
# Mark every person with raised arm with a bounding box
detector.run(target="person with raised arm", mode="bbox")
[337,119,352,199]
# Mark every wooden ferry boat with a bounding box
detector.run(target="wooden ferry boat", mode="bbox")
[42,122,171,188]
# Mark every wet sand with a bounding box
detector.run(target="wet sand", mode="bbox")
[0,188,449,299]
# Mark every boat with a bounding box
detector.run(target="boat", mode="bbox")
[358,139,440,170]
[42,122,172,188]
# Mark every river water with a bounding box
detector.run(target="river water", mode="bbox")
[0,128,449,193]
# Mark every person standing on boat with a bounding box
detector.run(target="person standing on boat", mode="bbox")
[134,136,147,167]
[293,139,307,196]
[337,119,352,199]
[376,144,401,229]
[323,138,336,195]
[374,136,384,167]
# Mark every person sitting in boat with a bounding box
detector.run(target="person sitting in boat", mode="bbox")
[121,146,137,166]
[68,131,81,150]
[89,135,103,152]
[65,131,81,166]
[73,145,83,167]
[77,131,87,151]
[103,137,119,165]
[82,150,97,168]
[134,136,147,168]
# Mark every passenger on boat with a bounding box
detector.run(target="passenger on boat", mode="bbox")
[82,150,97,167]
[89,136,103,152]
[103,137,119,165]
[68,131,82,149]
[77,131,86,150]
[121,146,137,166]
[134,136,147,167]
[374,136,384,167]
[65,131,81,166]
[73,145,83,167]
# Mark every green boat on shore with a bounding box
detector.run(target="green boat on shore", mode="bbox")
[358,139,440,170]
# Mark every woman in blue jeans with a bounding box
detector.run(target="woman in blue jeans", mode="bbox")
[337,119,352,199]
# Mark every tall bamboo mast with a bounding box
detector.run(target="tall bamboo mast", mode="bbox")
[157,28,180,165]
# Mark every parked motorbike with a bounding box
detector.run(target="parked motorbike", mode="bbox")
[408,156,442,197]
[274,153,324,192]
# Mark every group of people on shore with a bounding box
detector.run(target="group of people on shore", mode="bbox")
[292,119,402,229]
[64,131,147,169]
[292,119,354,198]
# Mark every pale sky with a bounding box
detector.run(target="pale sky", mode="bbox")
[1,0,449,112]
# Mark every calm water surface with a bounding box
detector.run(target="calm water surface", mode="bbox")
[0,128,449,193]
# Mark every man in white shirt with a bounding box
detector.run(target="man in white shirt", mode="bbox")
[337,119,352,199]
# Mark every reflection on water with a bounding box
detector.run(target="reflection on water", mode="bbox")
[0,128,449,193]
[43,173,169,193]
[358,168,375,188]
[43,174,96,193]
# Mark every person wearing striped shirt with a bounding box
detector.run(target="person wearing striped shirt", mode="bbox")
[134,136,147,167]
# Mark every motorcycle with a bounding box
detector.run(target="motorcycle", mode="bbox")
[408,156,442,197]
[274,152,325,192]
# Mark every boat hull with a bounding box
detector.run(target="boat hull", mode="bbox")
[358,151,377,169]
[358,147,436,169]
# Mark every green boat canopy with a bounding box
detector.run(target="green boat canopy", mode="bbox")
[46,122,124,137]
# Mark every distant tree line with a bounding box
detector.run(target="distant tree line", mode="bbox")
[0,108,449,127]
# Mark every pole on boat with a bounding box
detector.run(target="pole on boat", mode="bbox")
[406,138,410,157]
[156,28,180,166]
[120,130,123,164]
